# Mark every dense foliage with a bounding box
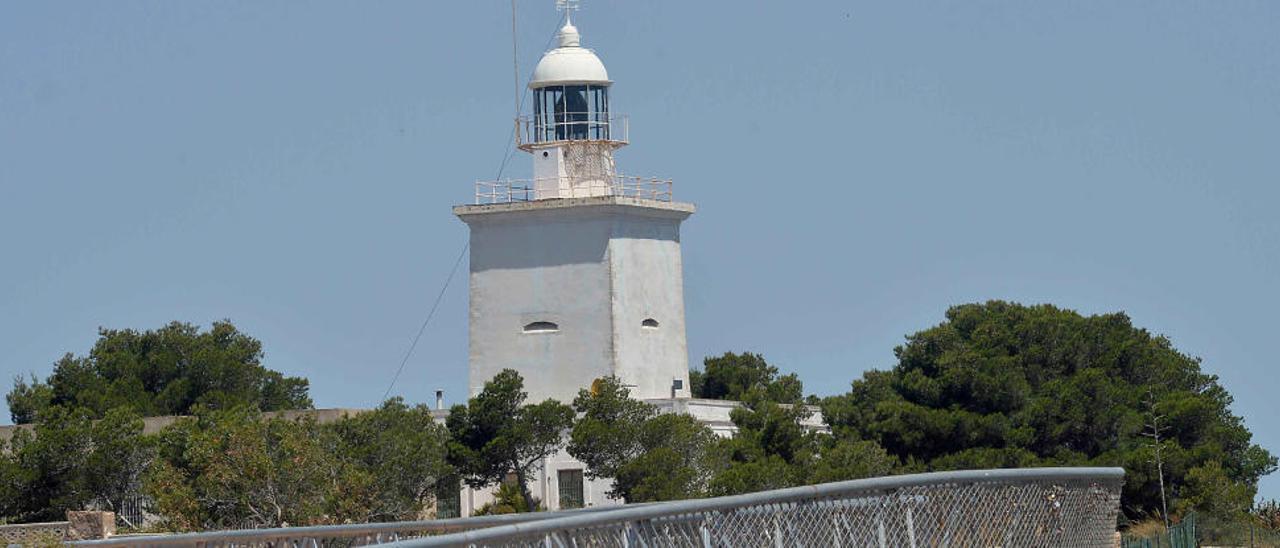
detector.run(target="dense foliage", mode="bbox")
[144,399,452,530]
[568,377,724,501]
[328,399,453,522]
[3,306,1274,531]
[689,352,805,404]
[820,301,1277,520]
[145,408,338,530]
[7,321,311,423]
[568,376,893,502]
[706,389,896,496]
[446,369,575,513]
[0,406,151,524]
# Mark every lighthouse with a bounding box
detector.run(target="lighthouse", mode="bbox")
[455,9,694,404]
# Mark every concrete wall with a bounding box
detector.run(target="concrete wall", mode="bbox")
[457,196,695,403]
[457,445,623,517]
[463,208,615,403]
[609,219,691,400]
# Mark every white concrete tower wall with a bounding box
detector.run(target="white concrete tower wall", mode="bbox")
[461,204,615,402]
[457,198,694,403]
[608,215,691,399]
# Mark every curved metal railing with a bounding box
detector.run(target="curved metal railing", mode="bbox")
[385,467,1125,548]
[71,467,1124,547]
[68,505,644,548]
[516,114,629,149]
[475,176,672,204]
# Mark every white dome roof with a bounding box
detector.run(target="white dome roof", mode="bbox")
[530,21,610,88]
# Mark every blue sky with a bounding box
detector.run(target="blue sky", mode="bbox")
[2,1,1278,498]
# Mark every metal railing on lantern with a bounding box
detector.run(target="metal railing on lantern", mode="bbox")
[379,467,1125,548]
[475,175,673,204]
[516,113,629,150]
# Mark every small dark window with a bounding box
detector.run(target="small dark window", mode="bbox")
[673,379,684,390]
[558,469,585,509]
[524,321,559,333]
[641,318,659,329]
[435,476,461,519]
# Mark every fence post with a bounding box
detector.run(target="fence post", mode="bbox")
[906,506,918,548]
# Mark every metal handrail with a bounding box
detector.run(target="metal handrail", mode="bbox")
[381,467,1125,547]
[69,504,645,547]
[70,468,1124,547]
[516,113,629,148]
[475,175,672,204]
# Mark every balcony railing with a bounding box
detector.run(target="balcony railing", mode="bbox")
[516,114,629,150]
[475,175,672,205]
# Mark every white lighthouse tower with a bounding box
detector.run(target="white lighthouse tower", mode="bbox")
[456,6,694,404]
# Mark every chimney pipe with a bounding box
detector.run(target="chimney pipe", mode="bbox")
[435,389,444,410]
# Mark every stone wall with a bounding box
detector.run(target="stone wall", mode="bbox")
[0,521,68,545]
[0,511,116,543]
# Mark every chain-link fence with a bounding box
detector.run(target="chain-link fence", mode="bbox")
[1121,513,1196,548]
[68,506,641,548]
[386,467,1124,548]
[1122,512,1280,548]
[71,467,1123,547]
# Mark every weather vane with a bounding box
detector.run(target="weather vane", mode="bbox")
[556,0,580,15]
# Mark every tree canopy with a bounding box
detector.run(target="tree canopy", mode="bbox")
[144,400,453,530]
[7,321,312,423]
[3,306,1274,530]
[689,352,805,404]
[0,406,151,524]
[568,376,723,502]
[706,388,896,496]
[820,301,1277,520]
[567,377,894,502]
[446,369,574,512]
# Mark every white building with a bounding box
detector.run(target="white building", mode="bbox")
[444,9,822,518]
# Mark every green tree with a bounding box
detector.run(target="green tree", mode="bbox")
[709,390,818,495]
[7,321,312,423]
[568,377,722,501]
[567,377,660,481]
[807,438,897,485]
[0,406,151,524]
[613,418,723,503]
[84,408,155,527]
[1176,460,1254,520]
[820,301,1277,521]
[144,408,340,530]
[139,401,453,531]
[473,482,542,515]
[5,374,53,425]
[690,352,804,404]
[446,370,574,513]
[328,398,454,522]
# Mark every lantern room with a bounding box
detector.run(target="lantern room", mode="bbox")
[523,19,623,147]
